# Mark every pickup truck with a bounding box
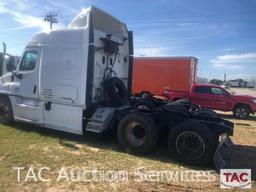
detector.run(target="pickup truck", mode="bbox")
[162,84,256,119]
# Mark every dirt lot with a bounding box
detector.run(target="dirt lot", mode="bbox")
[229,87,256,97]
[0,113,255,192]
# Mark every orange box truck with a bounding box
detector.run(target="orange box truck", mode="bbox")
[132,57,197,95]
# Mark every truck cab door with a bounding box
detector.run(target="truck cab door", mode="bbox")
[190,86,212,108]
[209,87,232,111]
[12,48,43,123]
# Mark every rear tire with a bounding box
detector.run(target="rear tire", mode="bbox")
[117,112,158,154]
[0,96,13,124]
[168,120,216,166]
[233,105,249,119]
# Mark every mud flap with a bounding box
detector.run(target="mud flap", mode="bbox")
[214,136,234,171]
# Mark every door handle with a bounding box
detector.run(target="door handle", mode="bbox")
[33,85,37,94]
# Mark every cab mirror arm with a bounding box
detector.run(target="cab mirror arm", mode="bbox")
[11,70,22,79]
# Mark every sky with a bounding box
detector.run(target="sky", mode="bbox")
[0,0,256,81]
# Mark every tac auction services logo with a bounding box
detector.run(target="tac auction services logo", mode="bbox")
[220,169,251,189]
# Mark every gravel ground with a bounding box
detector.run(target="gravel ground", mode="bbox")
[228,87,256,97]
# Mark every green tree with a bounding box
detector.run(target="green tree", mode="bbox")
[209,79,223,85]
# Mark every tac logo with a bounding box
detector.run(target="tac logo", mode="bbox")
[220,169,251,189]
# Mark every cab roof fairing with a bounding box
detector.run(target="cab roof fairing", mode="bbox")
[68,6,128,42]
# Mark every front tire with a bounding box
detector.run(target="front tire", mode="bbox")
[168,120,216,166]
[0,96,13,124]
[233,105,250,119]
[117,112,158,154]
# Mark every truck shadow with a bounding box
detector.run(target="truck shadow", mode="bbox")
[11,122,256,174]
[10,122,256,181]
[11,122,207,170]
[218,113,256,121]
[222,144,256,180]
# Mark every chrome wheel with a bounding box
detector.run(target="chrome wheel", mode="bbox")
[0,97,13,124]
[235,107,248,119]
[176,131,206,160]
[0,103,9,118]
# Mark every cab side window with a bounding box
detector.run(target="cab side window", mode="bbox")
[194,86,209,94]
[19,51,37,71]
[210,87,224,95]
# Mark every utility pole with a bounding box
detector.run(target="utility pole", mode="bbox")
[43,12,58,30]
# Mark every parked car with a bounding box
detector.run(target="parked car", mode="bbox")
[162,84,256,119]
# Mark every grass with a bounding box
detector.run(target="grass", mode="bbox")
[0,113,255,191]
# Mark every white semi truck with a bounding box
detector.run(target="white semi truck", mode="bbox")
[0,7,234,169]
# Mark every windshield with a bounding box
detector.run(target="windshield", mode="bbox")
[222,88,232,95]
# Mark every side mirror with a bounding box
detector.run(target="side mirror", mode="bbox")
[6,57,16,72]
[16,73,22,79]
